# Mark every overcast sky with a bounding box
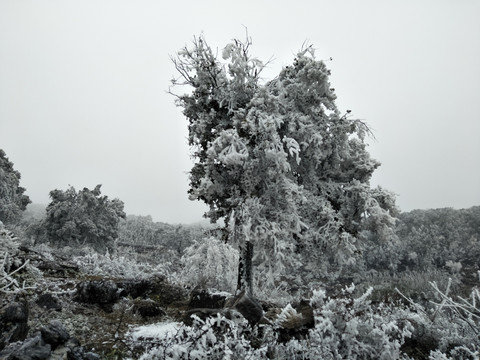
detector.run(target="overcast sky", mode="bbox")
[1,1,479,224]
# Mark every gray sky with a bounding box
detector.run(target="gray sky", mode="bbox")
[1,0,479,224]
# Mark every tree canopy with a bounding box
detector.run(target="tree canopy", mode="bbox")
[172,36,398,293]
[0,149,31,224]
[44,185,125,252]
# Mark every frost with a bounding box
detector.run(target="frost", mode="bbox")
[282,136,301,164]
[180,236,239,292]
[128,322,182,342]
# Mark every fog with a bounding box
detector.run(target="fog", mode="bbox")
[1,0,479,223]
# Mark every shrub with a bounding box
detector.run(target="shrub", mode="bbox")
[73,248,168,279]
[179,236,239,292]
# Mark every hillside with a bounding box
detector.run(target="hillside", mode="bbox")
[1,207,479,359]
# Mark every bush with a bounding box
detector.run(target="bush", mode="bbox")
[179,236,239,292]
[132,284,419,359]
[130,314,265,360]
[73,248,168,279]
[1,222,36,295]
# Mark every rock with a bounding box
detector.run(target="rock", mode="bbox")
[6,334,51,360]
[226,291,264,325]
[133,299,166,318]
[52,337,91,360]
[40,320,70,349]
[0,300,29,350]
[65,340,86,360]
[84,351,100,360]
[188,288,228,309]
[36,293,62,311]
[149,277,188,306]
[0,320,99,360]
[35,257,79,276]
[117,279,152,299]
[74,280,119,305]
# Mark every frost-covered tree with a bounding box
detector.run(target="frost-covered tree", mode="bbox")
[44,185,125,252]
[172,36,398,294]
[0,149,31,224]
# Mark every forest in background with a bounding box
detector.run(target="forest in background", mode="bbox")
[1,196,479,359]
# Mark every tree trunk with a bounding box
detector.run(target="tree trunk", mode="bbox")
[237,240,253,295]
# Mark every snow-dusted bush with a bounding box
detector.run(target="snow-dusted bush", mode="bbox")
[363,268,457,305]
[179,236,239,292]
[397,276,480,358]
[73,248,168,279]
[1,221,36,294]
[266,285,415,360]
[131,284,422,360]
[130,314,266,360]
[304,286,414,359]
[0,221,21,271]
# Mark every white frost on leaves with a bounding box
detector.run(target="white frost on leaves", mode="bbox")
[207,129,249,166]
[180,236,239,292]
[283,136,301,164]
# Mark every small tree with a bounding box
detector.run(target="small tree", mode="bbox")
[44,184,125,252]
[0,149,31,224]
[172,36,397,295]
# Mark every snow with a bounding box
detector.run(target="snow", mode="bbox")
[209,290,232,297]
[128,322,182,342]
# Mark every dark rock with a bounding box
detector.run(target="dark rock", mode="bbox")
[0,300,29,350]
[40,320,70,349]
[74,280,119,305]
[0,300,29,324]
[117,279,152,299]
[84,352,100,360]
[36,260,79,276]
[226,291,263,325]
[149,277,188,306]
[67,344,85,360]
[50,337,91,360]
[36,293,62,311]
[117,276,187,306]
[133,299,166,318]
[7,334,51,360]
[188,288,227,309]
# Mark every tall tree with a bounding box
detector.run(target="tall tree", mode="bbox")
[172,36,397,294]
[0,149,31,224]
[44,185,125,252]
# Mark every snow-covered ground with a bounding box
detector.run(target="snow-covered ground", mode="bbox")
[128,321,183,342]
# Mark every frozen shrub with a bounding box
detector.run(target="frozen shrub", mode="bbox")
[132,314,266,360]
[1,222,36,294]
[73,248,168,279]
[180,236,239,292]
[273,285,415,359]
[397,277,480,359]
[0,222,21,273]
[134,284,421,359]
